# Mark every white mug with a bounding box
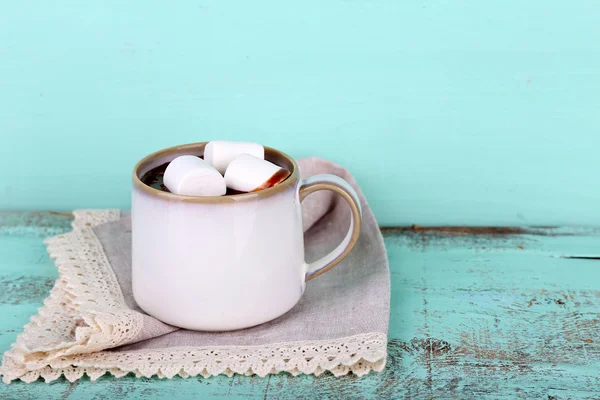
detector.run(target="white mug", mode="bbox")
[132,143,362,331]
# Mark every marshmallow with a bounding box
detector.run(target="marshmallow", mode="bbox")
[163,155,226,196]
[204,141,264,174]
[224,154,291,193]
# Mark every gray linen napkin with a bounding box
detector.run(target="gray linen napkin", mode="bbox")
[1,157,390,383]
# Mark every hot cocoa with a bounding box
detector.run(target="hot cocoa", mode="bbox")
[141,161,248,196]
[141,141,291,197]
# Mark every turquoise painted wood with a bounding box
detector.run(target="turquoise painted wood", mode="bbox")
[1,212,600,398]
[1,2,600,226]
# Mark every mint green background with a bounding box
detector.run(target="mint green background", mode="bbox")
[1,1,599,226]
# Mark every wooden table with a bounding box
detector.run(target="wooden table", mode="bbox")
[1,212,599,399]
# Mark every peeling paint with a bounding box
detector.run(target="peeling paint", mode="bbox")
[0,276,54,305]
[1,212,600,398]
[0,211,73,237]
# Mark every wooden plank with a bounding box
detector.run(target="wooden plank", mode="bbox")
[1,212,600,398]
[0,211,73,237]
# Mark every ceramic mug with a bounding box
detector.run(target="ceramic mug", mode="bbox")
[132,142,362,331]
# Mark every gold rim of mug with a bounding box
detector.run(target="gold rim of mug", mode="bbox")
[132,142,299,203]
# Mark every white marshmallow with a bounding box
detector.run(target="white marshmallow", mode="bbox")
[224,153,291,193]
[163,155,226,196]
[204,141,265,174]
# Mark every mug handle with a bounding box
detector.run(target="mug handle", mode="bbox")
[299,174,362,281]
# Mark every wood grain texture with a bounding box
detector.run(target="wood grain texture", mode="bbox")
[1,212,600,399]
[0,211,73,237]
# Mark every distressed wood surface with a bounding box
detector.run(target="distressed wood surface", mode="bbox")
[1,212,600,399]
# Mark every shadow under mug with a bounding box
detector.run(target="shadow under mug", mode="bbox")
[131,143,362,331]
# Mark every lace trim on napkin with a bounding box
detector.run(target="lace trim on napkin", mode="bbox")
[0,210,387,383]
